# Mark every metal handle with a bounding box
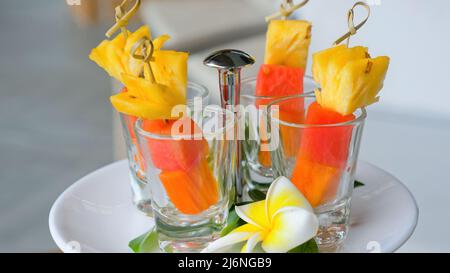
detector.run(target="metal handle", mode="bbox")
[204,49,255,201]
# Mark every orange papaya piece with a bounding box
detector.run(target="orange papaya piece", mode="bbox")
[291,155,341,207]
[159,159,218,215]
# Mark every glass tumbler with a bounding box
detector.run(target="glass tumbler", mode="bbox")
[267,94,366,250]
[240,76,317,193]
[120,82,209,215]
[135,106,235,253]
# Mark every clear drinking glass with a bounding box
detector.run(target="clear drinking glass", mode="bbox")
[240,76,317,193]
[135,106,235,253]
[267,94,366,251]
[120,82,210,215]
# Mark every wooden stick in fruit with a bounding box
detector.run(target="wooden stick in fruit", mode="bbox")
[130,37,157,83]
[291,2,390,207]
[106,0,142,39]
[265,0,309,21]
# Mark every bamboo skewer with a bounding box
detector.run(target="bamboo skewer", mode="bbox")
[265,0,309,22]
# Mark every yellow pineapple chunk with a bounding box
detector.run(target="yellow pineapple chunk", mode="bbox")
[89,26,170,84]
[90,25,187,120]
[313,45,368,91]
[111,74,185,120]
[265,20,312,69]
[313,45,390,115]
[151,50,189,102]
[110,92,178,120]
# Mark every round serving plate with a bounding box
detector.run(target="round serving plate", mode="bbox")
[49,160,418,253]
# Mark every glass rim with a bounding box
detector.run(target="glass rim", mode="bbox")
[267,94,367,128]
[186,81,209,105]
[135,105,235,140]
[241,75,317,100]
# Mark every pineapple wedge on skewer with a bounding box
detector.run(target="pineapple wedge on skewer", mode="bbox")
[90,26,188,120]
[313,45,390,115]
[265,20,312,69]
[151,50,189,103]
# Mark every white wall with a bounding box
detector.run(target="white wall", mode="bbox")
[295,0,450,119]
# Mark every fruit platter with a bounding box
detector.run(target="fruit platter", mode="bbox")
[49,0,418,253]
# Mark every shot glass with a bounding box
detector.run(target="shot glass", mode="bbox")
[120,82,209,215]
[240,76,317,193]
[135,106,235,252]
[267,94,366,250]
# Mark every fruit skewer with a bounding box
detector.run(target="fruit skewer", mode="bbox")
[256,1,312,166]
[90,12,218,215]
[290,2,390,207]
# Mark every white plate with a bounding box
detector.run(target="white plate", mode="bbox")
[49,160,418,253]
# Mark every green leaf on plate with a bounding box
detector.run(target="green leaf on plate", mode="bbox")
[221,207,246,237]
[288,238,319,253]
[354,180,365,188]
[129,227,159,253]
[248,189,267,202]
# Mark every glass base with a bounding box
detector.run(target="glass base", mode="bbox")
[129,171,153,216]
[242,161,274,194]
[153,206,227,253]
[314,198,351,252]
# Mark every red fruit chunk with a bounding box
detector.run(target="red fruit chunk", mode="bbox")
[256,64,304,97]
[299,102,355,169]
[142,118,209,171]
[255,64,304,108]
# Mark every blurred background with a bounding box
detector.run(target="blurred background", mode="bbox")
[0,0,449,252]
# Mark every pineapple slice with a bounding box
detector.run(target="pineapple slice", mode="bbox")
[90,26,187,120]
[151,50,189,102]
[89,26,170,84]
[89,32,129,83]
[110,92,178,120]
[313,45,390,115]
[264,20,312,69]
[110,72,186,120]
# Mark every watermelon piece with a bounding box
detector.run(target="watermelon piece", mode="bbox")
[289,102,355,207]
[142,117,209,171]
[299,102,355,168]
[255,64,304,107]
[255,65,305,166]
[159,159,218,215]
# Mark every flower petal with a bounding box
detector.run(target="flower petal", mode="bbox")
[261,207,318,253]
[235,200,270,229]
[241,233,263,253]
[266,176,313,221]
[201,224,259,253]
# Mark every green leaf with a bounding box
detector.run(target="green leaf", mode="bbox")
[128,227,159,253]
[288,238,319,253]
[221,208,246,236]
[248,189,267,202]
[354,180,365,188]
[234,201,253,207]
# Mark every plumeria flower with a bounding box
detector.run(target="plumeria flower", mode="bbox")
[202,176,319,253]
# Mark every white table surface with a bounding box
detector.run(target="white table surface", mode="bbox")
[358,110,450,252]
